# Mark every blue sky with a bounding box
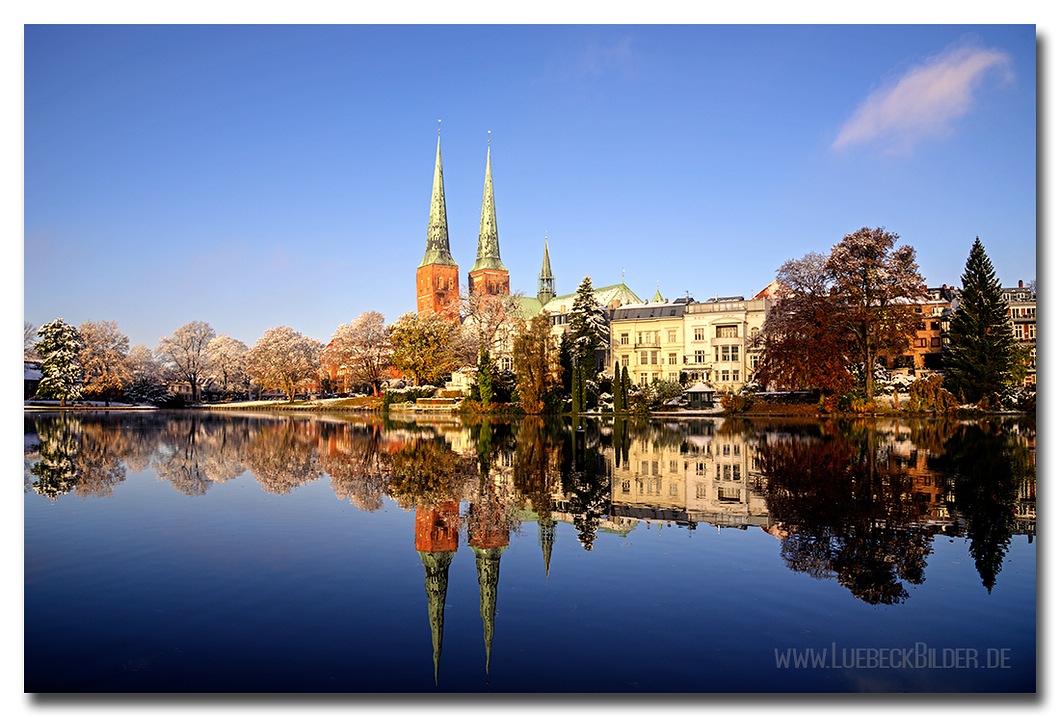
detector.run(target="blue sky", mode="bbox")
[22,23,1039,352]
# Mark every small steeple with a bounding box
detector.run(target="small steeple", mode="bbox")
[470,134,506,273]
[537,237,556,305]
[419,126,456,268]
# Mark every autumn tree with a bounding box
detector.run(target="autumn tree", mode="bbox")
[757,252,856,399]
[389,311,458,387]
[324,311,394,395]
[34,318,84,406]
[943,237,1020,404]
[77,320,131,404]
[245,326,323,401]
[206,334,250,398]
[156,320,216,403]
[513,312,560,414]
[567,276,605,413]
[825,226,925,401]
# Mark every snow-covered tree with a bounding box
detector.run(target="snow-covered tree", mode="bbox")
[78,320,131,404]
[943,237,1019,405]
[156,320,216,403]
[459,290,525,367]
[34,318,84,406]
[24,322,40,360]
[324,311,394,395]
[124,344,171,405]
[245,326,323,401]
[206,334,250,397]
[566,276,606,412]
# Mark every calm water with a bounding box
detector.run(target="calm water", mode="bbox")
[24,410,1036,693]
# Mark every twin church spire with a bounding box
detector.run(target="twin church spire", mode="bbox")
[419,128,550,315]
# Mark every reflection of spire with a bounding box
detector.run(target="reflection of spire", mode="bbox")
[468,476,510,677]
[471,544,507,675]
[538,516,556,579]
[415,502,460,686]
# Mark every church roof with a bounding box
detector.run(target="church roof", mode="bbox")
[540,282,643,314]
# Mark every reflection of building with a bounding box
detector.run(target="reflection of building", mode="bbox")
[609,420,771,529]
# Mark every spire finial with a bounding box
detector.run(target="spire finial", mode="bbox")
[487,129,491,145]
[437,118,441,137]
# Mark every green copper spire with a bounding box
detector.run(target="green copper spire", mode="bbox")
[472,544,507,675]
[537,238,556,305]
[419,134,457,268]
[470,143,507,273]
[539,516,556,579]
[418,548,456,686]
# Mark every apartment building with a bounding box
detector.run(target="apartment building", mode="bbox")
[609,297,691,386]
[682,296,772,393]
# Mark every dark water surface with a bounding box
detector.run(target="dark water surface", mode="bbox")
[23,410,1036,693]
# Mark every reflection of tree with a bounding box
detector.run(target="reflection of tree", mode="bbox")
[152,415,253,496]
[388,438,476,509]
[29,415,82,500]
[561,420,611,552]
[513,417,562,576]
[28,415,128,499]
[242,418,322,495]
[759,424,935,604]
[319,423,392,511]
[943,421,1026,592]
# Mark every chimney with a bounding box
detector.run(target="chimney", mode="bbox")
[1018,279,1023,288]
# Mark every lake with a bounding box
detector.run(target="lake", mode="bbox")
[23,410,1036,693]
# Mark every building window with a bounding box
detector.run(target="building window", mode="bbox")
[694,328,705,341]
[717,325,738,339]
[668,353,677,365]
[620,333,629,345]
[650,350,658,365]
[667,330,677,343]
[694,350,706,364]
[621,354,629,367]
[732,370,739,382]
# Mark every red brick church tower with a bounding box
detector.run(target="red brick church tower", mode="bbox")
[416,131,460,320]
[467,138,509,297]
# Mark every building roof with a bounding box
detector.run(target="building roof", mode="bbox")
[611,301,688,321]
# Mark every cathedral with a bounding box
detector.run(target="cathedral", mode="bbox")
[416,131,641,327]
[416,132,569,322]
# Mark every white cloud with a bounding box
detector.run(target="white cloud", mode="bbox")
[833,45,1014,154]
[577,37,635,78]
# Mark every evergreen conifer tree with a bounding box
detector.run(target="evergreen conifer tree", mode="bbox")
[34,318,84,406]
[943,237,1018,404]
[567,277,603,413]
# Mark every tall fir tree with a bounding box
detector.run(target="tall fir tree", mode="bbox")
[35,318,84,406]
[943,237,1018,404]
[567,276,603,413]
